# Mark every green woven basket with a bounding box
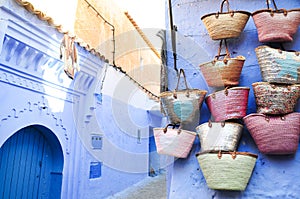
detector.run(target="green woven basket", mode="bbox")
[196,151,257,191]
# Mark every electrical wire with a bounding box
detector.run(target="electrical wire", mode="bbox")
[2,2,160,101]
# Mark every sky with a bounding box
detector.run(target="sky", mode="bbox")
[113,0,166,29]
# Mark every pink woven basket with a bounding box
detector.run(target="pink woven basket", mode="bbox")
[252,0,300,43]
[253,82,300,115]
[206,87,250,122]
[154,125,196,158]
[243,113,300,154]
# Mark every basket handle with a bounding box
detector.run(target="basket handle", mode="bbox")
[224,86,229,96]
[270,9,288,16]
[266,0,279,11]
[270,84,292,91]
[216,0,234,17]
[163,124,182,134]
[217,151,222,159]
[208,120,212,127]
[264,115,286,122]
[208,120,225,128]
[220,0,230,13]
[174,69,190,99]
[221,0,234,14]
[217,151,237,159]
[266,0,288,15]
[214,39,231,64]
[277,43,300,56]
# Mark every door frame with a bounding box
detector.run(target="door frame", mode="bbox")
[0,125,64,198]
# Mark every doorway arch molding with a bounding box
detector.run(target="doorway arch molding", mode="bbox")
[0,95,70,154]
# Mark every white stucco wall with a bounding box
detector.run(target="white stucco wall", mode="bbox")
[0,0,161,198]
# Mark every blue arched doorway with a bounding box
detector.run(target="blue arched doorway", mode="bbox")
[0,125,64,199]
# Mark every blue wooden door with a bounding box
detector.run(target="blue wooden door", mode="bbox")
[0,126,63,199]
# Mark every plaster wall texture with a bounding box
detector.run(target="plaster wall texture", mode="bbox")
[74,0,161,95]
[165,0,300,198]
[12,0,161,96]
[0,0,159,198]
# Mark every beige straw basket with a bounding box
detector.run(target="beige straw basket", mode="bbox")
[199,40,245,87]
[196,121,243,152]
[160,69,207,124]
[201,0,250,40]
[196,151,257,190]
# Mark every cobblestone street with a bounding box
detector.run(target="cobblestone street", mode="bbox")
[107,172,167,199]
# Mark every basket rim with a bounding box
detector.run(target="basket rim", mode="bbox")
[243,112,300,120]
[160,89,207,98]
[243,113,269,120]
[252,8,300,16]
[196,121,243,130]
[153,127,197,136]
[199,56,246,67]
[201,10,251,20]
[195,151,258,158]
[252,82,300,87]
[255,45,300,53]
[206,87,250,97]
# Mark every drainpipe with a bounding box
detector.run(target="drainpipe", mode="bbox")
[168,0,178,72]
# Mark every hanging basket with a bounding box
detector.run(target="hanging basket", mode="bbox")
[199,40,245,87]
[252,82,300,115]
[196,151,257,191]
[206,87,250,122]
[160,69,207,125]
[252,0,300,43]
[154,125,196,158]
[196,121,243,152]
[201,0,250,40]
[255,45,300,84]
[243,113,300,154]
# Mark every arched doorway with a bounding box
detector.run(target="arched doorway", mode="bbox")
[0,125,64,199]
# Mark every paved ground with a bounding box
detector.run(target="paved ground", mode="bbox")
[106,172,167,199]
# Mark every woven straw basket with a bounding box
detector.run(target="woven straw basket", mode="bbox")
[206,87,250,122]
[154,125,196,158]
[201,0,250,40]
[160,69,207,125]
[199,40,245,87]
[252,82,300,115]
[244,113,300,154]
[255,45,300,84]
[252,0,300,43]
[196,121,243,152]
[196,151,257,190]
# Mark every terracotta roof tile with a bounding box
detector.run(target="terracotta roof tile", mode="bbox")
[14,0,106,61]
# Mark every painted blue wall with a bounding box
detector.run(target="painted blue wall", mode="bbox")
[0,0,155,198]
[165,0,300,198]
